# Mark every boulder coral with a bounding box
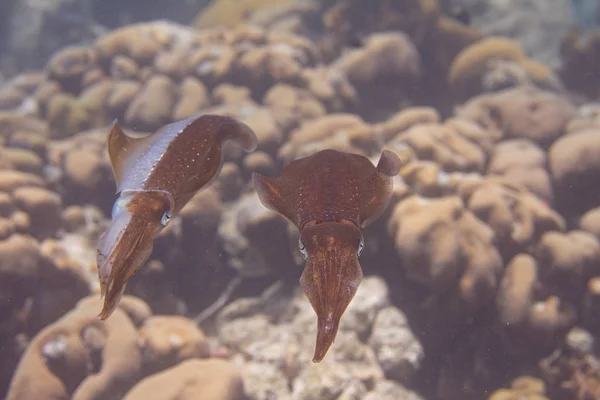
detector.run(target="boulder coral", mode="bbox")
[449,37,560,101]
[388,195,503,312]
[7,296,242,400]
[7,296,147,400]
[457,85,575,148]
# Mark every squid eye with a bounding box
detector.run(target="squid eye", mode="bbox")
[357,236,364,257]
[298,239,307,260]
[111,197,128,220]
[160,210,172,227]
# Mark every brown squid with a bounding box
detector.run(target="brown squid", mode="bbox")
[97,114,257,320]
[253,149,401,362]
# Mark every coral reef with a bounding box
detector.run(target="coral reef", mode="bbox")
[1,2,600,399]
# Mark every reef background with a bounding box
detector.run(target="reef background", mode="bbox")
[1,0,600,399]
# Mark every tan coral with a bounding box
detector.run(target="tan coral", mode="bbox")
[81,68,106,89]
[0,169,44,192]
[331,32,420,116]
[138,316,211,375]
[263,83,327,132]
[0,234,43,394]
[374,106,441,142]
[457,85,574,147]
[7,296,147,400]
[46,46,97,94]
[580,207,600,241]
[488,375,548,400]
[188,44,236,87]
[122,359,245,400]
[7,130,48,161]
[0,112,49,138]
[194,0,293,29]
[12,186,62,239]
[95,23,175,66]
[109,55,139,80]
[172,77,209,121]
[2,148,43,174]
[549,127,600,213]
[243,151,275,177]
[448,37,557,101]
[496,254,538,329]
[34,81,62,117]
[154,50,189,80]
[495,252,576,349]
[298,67,358,113]
[51,128,115,209]
[77,79,117,127]
[536,230,600,288]
[0,86,27,111]
[46,93,90,138]
[278,113,369,162]
[124,74,177,131]
[458,178,565,254]
[233,44,305,95]
[487,139,554,204]
[387,119,489,174]
[106,80,142,118]
[387,195,503,310]
[397,160,454,197]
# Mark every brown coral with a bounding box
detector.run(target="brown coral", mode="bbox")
[122,359,245,400]
[138,316,211,375]
[332,32,420,118]
[487,139,554,204]
[388,195,503,312]
[449,37,559,101]
[458,85,574,148]
[488,375,548,400]
[549,127,600,214]
[458,178,565,255]
[7,296,147,400]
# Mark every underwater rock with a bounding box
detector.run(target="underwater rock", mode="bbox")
[369,306,424,384]
[239,362,291,400]
[363,380,424,400]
